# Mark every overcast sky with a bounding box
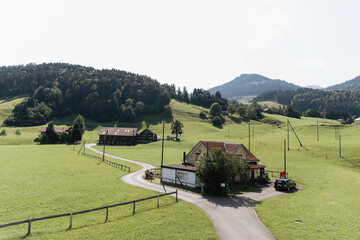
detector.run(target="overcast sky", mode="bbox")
[1,0,359,90]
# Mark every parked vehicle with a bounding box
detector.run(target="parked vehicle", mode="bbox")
[274,178,296,191]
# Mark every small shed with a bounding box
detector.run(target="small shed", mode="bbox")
[161,164,197,188]
[354,118,360,125]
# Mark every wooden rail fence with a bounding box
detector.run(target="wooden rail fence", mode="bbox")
[80,152,131,172]
[0,190,178,236]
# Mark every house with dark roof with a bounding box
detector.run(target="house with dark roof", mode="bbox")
[161,141,266,188]
[98,127,138,145]
[98,127,157,145]
[40,126,71,135]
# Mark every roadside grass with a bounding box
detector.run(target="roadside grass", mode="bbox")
[0,145,217,239]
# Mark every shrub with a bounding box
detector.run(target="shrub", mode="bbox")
[256,173,270,184]
[212,116,222,125]
[145,170,154,180]
[199,112,207,119]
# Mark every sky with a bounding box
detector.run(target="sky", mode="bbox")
[1,0,360,91]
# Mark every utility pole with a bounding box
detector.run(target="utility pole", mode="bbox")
[287,119,290,150]
[339,134,341,158]
[317,119,319,141]
[102,130,108,161]
[248,123,251,151]
[252,126,254,140]
[161,121,165,167]
[284,139,286,174]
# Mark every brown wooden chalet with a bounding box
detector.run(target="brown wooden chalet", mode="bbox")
[98,127,157,145]
[98,127,137,145]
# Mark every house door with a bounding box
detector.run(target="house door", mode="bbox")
[251,169,255,183]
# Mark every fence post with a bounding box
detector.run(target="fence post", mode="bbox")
[105,207,108,222]
[133,201,136,215]
[176,189,178,202]
[27,220,31,236]
[68,213,73,229]
[157,195,159,208]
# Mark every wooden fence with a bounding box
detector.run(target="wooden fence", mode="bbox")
[80,152,131,172]
[0,190,177,236]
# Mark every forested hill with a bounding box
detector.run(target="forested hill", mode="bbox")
[208,74,300,100]
[254,88,360,116]
[325,75,360,90]
[1,63,170,126]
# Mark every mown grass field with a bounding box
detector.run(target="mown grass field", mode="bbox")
[0,145,217,239]
[1,95,360,239]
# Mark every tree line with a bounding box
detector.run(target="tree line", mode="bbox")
[254,88,360,119]
[2,63,171,126]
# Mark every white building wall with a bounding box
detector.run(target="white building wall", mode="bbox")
[162,168,176,184]
[161,168,197,188]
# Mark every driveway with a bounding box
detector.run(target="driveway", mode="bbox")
[86,144,288,240]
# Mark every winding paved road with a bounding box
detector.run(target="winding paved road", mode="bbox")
[86,144,286,240]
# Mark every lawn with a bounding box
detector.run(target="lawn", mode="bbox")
[0,145,217,239]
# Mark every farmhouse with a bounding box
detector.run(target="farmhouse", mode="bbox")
[40,126,71,135]
[98,127,157,145]
[162,141,266,188]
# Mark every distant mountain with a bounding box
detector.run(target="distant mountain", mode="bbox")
[208,74,300,100]
[325,75,360,90]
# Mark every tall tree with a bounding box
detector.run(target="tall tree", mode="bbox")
[74,114,86,136]
[171,119,184,141]
[210,103,221,117]
[14,129,21,138]
[0,129,7,138]
[196,148,239,195]
[45,121,57,143]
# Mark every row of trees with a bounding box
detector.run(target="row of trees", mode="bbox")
[163,84,228,110]
[2,63,171,126]
[0,129,21,138]
[40,115,85,144]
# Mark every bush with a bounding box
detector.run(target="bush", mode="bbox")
[212,116,222,125]
[40,134,49,144]
[199,112,207,119]
[163,105,172,118]
[256,173,270,184]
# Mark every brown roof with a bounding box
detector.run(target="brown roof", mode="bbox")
[199,141,259,161]
[98,127,138,137]
[162,164,196,172]
[248,163,265,169]
[137,128,156,135]
[40,127,70,133]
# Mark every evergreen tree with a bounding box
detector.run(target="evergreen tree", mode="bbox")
[0,129,7,137]
[14,129,21,138]
[45,121,57,143]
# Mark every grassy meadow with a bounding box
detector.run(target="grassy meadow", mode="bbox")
[1,95,360,239]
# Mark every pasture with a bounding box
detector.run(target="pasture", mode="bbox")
[1,96,359,239]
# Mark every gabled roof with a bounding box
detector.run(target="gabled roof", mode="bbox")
[189,141,259,161]
[137,128,156,135]
[40,127,70,133]
[98,127,138,137]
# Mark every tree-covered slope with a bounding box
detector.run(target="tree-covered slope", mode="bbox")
[255,88,360,116]
[325,75,360,90]
[1,63,170,126]
[208,74,300,99]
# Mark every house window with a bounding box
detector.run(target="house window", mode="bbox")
[237,155,243,161]
[177,171,189,181]
[195,153,201,161]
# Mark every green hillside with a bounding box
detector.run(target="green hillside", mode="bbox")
[1,98,359,239]
[326,75,360,90]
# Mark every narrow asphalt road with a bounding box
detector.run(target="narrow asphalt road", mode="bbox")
[86,144,285,240]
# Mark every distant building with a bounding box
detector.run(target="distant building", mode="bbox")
[40,126,70,135]
[354,118,360,125]
[263,108,277,114]
[98,127,157,145]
